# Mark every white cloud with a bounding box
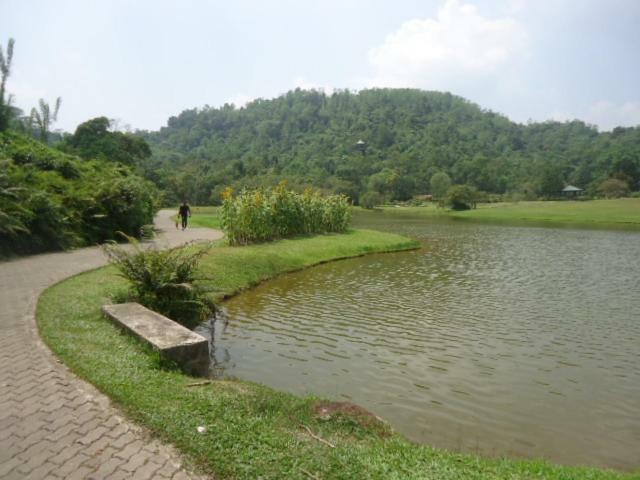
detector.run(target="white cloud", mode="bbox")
[367,0,527,89]
[507,0,527,14]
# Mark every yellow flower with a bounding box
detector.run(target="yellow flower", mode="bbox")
[222,187,234,200]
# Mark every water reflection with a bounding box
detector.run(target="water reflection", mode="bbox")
[195,211,640,470]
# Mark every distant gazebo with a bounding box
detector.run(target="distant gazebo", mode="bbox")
[561,185,583,198]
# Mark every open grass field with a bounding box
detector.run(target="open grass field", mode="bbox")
[172,206,222,229]
[379,198,640,229]
[181,199,640,233]
[36,230,634,479]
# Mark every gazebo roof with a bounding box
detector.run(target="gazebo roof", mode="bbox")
[562,185,583,192]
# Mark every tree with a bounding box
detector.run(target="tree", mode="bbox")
[359,190,384,209]
[430,171,451,200]
[536,163,564,198]
[0,38,15,132]
[30,97,61,143]
[597,178,630,198]
[131,88,640,204]
[368,168,399,198]
[61,116,151,165]
[446,184,480,210]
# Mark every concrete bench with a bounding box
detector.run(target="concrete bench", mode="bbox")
[102,303,209,376]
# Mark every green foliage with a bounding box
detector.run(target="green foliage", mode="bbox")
[103,235,215,327]
[536,162,565,198]
[60,116,152,166]
[0,131,158,256]
[430,171,451,200]
[88,176,158,239]
[139,88,640,205]
[29,97,61,144]
[446,184,481,210]
[221,183,351,245]
[0,165,29,236]
[359,190,385,209]
[597,178,630,198]
[0,38,15,132]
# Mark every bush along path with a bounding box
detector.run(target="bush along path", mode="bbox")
[0,210,221,479]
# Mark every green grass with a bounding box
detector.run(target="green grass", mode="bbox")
[188,206,222,229]
[171,206,222,229]
[377,198,640,229]
[36,230,635,479]
[198,229,418,299]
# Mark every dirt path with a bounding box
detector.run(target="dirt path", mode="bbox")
[0,211,222,479]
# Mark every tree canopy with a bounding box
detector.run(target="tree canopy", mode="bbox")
[138,88,640,205]
[0,38,15,132]
[60,116,151,166]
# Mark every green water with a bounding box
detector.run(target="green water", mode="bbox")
[197,210,640,470]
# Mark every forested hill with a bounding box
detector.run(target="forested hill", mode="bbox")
[140,88,640,205]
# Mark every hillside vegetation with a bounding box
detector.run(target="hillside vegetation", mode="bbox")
[0,131,157,256]
[141,88,640,204]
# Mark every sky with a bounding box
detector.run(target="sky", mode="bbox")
[2,0,639,133]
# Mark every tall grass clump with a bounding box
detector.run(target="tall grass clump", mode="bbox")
[221,183,351,245]
[103,233,215,327]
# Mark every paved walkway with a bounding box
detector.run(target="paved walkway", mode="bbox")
[0,211,222,479]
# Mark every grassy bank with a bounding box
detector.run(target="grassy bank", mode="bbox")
[197,229,418,299]
[37,231,632,479]
[182,206,222,229]
[185,199,640,232]
[378,198,640,229]
[170,206,221,229]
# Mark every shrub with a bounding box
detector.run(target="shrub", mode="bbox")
[597,178,630,198]
[24,191,80,250]
[221,183,351,245]
[90,175,158,241]
[446,184,480,210]
[359,191,384,209]
[430,171,451,200]
[0,131,159,256]
[103,234,214,327]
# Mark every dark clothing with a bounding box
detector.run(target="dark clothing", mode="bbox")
[178,204,191,230]
[179,204,191,218]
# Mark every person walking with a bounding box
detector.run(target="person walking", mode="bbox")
[178,201,191,230]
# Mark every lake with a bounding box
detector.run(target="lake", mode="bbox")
[196,210,640,470]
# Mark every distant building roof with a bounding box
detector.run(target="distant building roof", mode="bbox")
[562,185,583,192]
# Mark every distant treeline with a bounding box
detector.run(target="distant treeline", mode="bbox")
[138,88,640,205]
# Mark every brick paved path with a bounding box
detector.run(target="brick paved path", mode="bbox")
[0,211,222,479]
